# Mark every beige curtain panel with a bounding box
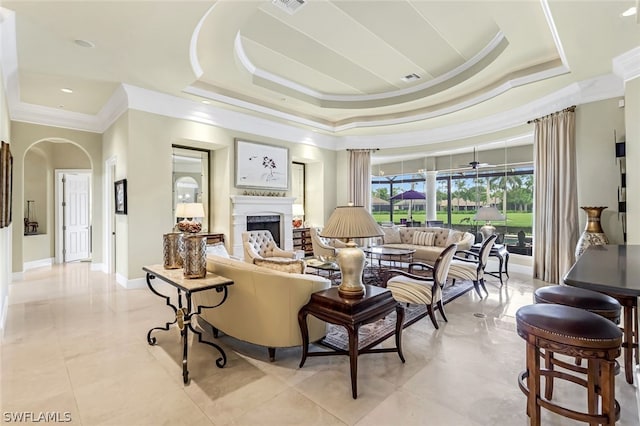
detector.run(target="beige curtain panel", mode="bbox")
[348,149,373,209]
[532,107,578,283]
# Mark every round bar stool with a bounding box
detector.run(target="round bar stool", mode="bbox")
[534,285,622,400]
[534,285,621,324]
[516,304,622,426]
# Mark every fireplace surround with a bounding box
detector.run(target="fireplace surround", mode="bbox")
[230,195,295,259]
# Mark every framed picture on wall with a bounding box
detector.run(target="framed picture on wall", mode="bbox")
[235,139,289,190]
[114,179,127,215]
[0,141,12,228]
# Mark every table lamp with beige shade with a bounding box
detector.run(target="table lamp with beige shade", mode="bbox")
[292,203,305,228]
[320,205,383,299]
[176,202,205,233]
[474,206,505,242]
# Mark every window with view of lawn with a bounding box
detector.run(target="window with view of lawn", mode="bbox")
[371,144,534,256]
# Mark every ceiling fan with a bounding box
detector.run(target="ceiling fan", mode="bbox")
[468,147,489,169]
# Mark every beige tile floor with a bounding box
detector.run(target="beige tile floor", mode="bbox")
[2,263,639,425]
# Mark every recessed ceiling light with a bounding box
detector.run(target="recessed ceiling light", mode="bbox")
[401,73,421,82]
[61,88,73,94]
[201,100,210,104]
[74,39,95,48]
[621,6,637,16]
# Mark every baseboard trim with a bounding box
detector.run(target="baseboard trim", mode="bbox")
[23,258,53,271]
[0,294,8,331]
[115,273,146,289]
[11,272,24,281]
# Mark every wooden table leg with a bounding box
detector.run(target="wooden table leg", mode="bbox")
[347,325,359,399]
[298,309,310,368]
[395,305,405,363]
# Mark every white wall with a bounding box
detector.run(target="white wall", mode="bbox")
[0,65,11,329]
[625,77,640,244]
[575,98,626,244]
[102,109,338,283]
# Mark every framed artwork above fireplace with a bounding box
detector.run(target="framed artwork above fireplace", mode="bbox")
[235,139,289,190]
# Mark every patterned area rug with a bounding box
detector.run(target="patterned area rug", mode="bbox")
[321,281,475,351]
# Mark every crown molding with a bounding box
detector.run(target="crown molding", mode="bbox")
[613,46,640,83]
[124,84,340,149]
[341,73,624,149]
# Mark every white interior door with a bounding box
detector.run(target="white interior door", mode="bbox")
[64,173,91,262]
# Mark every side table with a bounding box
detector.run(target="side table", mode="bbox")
[470,243,510,285]
[298,285,405,399]
[143,265,233,384]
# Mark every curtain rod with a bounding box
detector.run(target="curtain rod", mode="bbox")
[527,105,576,124]
[346,148,379,152]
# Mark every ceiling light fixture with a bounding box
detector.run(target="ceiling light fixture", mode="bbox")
[401,73,421,82]
[271,0,306,15]
[201,100,210,104]
[621,6,637,16]
[74,39,95,48]
[61,88,73,94]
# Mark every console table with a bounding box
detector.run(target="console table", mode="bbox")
[564,245,640,384]
[298,285,405,399]
[143,264,233,384]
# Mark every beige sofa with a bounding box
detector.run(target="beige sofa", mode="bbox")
[378,226,475,264]
[192,254,331,361]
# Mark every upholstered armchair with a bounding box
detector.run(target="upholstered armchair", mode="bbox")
[384,244,457,329]
[448,234,497,298]
[310,227,349,258]
[242,230,300,263]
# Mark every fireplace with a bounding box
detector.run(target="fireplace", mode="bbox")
[247,215,281,247]
[230,195,296,259]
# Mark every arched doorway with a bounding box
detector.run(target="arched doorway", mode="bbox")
[23,140,92,268]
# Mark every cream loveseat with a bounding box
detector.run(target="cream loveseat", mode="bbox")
[192,253,331,361]
[378,226,475,264]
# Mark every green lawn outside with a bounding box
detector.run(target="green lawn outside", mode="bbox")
[372,210,533,234]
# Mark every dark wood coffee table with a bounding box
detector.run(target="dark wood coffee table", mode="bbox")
[298,285,405,399]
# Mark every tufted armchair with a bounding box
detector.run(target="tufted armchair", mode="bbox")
[242,230,300,263]
[309,227,349,259]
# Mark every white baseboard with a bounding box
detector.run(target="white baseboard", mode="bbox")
[115,273,146,289]
[23,258,53,271]
[11,271,24,281]
[0,294,8,331]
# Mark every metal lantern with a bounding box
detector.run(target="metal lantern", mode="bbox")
[182,234,207,278]
[163,232,184,269]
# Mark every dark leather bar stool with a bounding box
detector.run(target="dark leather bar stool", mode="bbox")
[534,285,622,399]
[534,285,621,324]
[516,304,622,426]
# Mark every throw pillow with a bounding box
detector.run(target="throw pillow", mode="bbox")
[206,242,230,258]
[382,227,402,244]
[446,230,464,246]
[412,231,435,246]
[253,258,306,274]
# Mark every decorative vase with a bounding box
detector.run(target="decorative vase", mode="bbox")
[163,232,184,269]
[575,206,609,258]
[182,235,207,279]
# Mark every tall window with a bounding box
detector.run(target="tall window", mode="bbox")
[371,144,534,255]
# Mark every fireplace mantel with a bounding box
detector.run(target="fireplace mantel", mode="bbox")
[230,195,296,259]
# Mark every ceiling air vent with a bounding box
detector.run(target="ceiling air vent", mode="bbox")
[401,73,421,82]
[271,0,306,15]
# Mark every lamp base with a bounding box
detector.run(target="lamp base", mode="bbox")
[336,242,366,299]
[479,224,496,241]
